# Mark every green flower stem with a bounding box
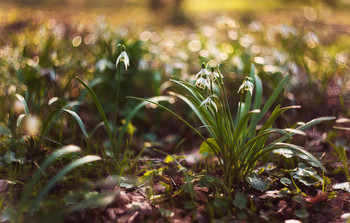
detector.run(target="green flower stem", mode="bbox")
[217,69,235,134]
[114,64,122,145]
[290,172,307,197]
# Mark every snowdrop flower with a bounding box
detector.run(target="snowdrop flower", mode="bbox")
[196,76,210,89]
[208,67,223,81]
[237,77,254,95]
[200,95,218,112]
[96,58,114,72]
[138,58,149,71]
[195,63,210,79]
[116,45,130,70]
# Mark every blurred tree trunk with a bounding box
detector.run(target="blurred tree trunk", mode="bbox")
[149,0,165,10]
[149,0,184,11]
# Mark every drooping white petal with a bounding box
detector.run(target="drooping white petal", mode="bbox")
[122,52,130,70]
[116,51,130,70]
[196,68,210,79]
[245,81,254,94]
[200,97,210,107]
[237,83,244,93]
[200,96,218,112]
[237,79,254,95]
[116,54,122,68]
[209,71,223,81]
[201,68,210,76]
[196,77,210,89]
[195,70,202,79]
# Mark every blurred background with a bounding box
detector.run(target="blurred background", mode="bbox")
[1,0,350,156]
[2,0,350,26]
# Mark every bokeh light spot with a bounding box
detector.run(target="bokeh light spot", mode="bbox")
[72,36,82,47]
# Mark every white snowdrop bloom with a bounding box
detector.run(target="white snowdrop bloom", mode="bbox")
[96,58,113,72]
[237,77,254,95]
[200,96,218,112]
[116,46,130,70]
[278,24,297,38]
[303,32,319,48]
[208,67,223,81]
[138,58,149,71]
[248,20,263,32]
[195,63,210,79]
[195,76,210,90]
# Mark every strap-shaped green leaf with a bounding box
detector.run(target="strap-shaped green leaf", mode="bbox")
[15,94,29,115]
[19,145,82,209]
[76,76,115,151]
[247,75,289,135]
[62,109,89,138]
[233,109,260,148]
[41,101,81,135]
[0,123,11,137]
[117,96,174,149]
[169,92,217,138]
[16,114,27,128]
[28,155,101,213]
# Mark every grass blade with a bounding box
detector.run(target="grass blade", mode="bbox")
[0,123,11,137]
[118,96,174,150]
[16,114,27,128]
[62,109,89,138]
[28,155,101,213]
[15,94,29,115]
[75,76,115,151]
[41,101,82,135]
[19,145,82,209]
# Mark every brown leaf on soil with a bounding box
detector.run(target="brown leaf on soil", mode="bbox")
[164,207,190,223]
[277,200,287,214]
[305,190,327,204]
[329,196,349,211]
[194,186,209,203]
[106,208,117,220]
[131,201,153,218]
[258,190,280,199]
[153,182,166,194]
[98,175,118,192]
[114,207,127,215]
[117,210,139,223]
[196,205,208,223]
[0,180,9,192]
[113,190,131,207]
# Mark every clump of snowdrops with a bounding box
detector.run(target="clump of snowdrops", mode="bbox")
[131,59,334,194]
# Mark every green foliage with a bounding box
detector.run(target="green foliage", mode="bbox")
[0,7,349,222]
[233,192,247,210]
[4,145,101,222]
[327,133,350,191]
[131,62,334,192]
[0,123,11,137]
[291,163,323,186]
[245,172,270,191]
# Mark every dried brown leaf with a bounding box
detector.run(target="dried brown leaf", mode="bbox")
[277,200,287,214]
[305,190,327,204]
[0,180,9,192]
[194,186,209,203]
[113,190,131,207]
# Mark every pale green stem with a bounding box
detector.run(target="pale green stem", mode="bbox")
[113,64,122,151]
